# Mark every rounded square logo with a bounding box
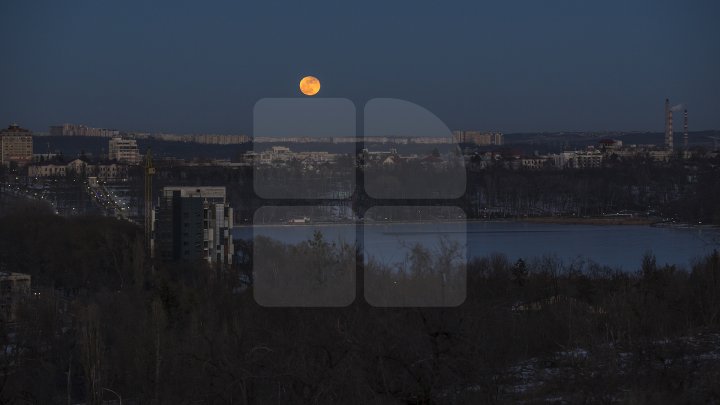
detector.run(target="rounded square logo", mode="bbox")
[253,98,356,199]
[252,206,356,307]
[363,206,467,307]
[363,99,466,199]
[251,97,468,308]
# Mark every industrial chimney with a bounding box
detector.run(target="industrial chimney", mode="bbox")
[665,98,673,151]
[683,109,688,151]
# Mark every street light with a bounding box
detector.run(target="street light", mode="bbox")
[102,387,122,404]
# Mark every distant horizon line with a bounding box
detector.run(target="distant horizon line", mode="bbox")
[24,129,720,136]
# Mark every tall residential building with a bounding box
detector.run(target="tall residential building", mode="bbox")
[153,187,234,266]
[108,137,140,165]
[0,124,33,167]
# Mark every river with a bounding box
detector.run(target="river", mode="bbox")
[234,221,720,271]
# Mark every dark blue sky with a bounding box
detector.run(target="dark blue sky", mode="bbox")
[1,0,718,134]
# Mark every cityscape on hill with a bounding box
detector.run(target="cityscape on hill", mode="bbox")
[2,1,720,404]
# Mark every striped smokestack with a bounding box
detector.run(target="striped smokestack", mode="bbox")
[683,109,688,151]
[665,98,673,151]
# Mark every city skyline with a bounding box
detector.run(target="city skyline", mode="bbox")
[3,100,714,137]
[2,2,720,403]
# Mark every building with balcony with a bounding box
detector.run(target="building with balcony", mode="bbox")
[0,124,33,167]
[153,187,234,266]
[30,159,129,181]
[108,138,140,165]
[28,163,67,177]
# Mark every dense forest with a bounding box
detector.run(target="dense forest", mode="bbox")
[2,203,720,403]
[128,154,720,225]
[465,156,720,223]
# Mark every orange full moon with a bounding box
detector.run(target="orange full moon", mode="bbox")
[299,76,321,96]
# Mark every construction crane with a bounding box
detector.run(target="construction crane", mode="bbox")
[144,149,155,253]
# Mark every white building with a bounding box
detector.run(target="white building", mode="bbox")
[31,159,128,181]
[520,157,548,170]
[453,131,504,146]
[252,146,338,166]
[28,164,67,177]
[550,150,604,169]
[108,138,140,165]
[572,151,604,168]
[95,163,129,181]
[0,124,33,167]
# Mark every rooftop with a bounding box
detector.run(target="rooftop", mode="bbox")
[0,123,32,135]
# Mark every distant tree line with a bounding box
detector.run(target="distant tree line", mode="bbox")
[133,154,720,225]
[11,151,718,226]
[463,156,720,223]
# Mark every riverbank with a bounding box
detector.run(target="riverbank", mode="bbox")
[238,216,660,228]
[238,216,718,228]
[519,216,658,226]
[236,220,720,269]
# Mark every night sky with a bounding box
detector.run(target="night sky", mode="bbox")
[1,0,719,134]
